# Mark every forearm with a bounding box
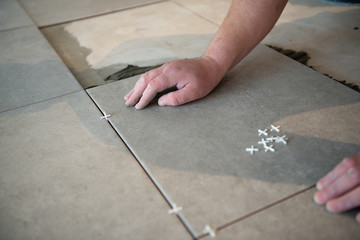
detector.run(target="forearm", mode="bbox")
[203,0,287,77]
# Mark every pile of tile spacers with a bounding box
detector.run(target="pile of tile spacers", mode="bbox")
[246,125,288,155]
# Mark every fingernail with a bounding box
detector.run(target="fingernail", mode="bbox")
[158,98,167,106]
[313,193,322,205]
[316,182,323,191]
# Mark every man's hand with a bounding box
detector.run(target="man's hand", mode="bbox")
[314,153,360,223]
[124,57,223,109]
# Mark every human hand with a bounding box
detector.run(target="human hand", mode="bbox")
[314,152,360,223]
[124,57,223,109]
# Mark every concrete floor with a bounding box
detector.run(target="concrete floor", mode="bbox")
[1,0,359,239]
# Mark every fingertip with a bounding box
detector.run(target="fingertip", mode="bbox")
[356,212,360,224]
[313,192,323,205]
[316,182,323,191]
[158,98,167,107]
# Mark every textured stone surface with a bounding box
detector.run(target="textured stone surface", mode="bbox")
[0,91,190,240]
[87,44,360,235]
[211,188,360,240]
[0,26,82,112]
[41,1,217,89]
[18,0,162,27]
[0,0,33,31]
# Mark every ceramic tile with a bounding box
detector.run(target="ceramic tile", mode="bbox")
[87,44,360,235]
[0,26,82,113]
[172,0,231,26]
[211,188,360,240]
[0,91,190,240]
[18,0,163,27]
[0,0,33,31]
[263,0,360,86]
[41,1,218,89]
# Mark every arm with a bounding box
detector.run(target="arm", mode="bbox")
[124,0,288,109]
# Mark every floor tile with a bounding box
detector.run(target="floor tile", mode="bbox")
[18,0,164,27]
[41,1,218,89]
[172,0,231,26]
[210,188,360,240]
[0,0,33,31]
[87,44,360,235]
[263,0,360,86]
[0,91,190,240]
[0,26,82,113]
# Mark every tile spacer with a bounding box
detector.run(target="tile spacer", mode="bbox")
[246,145,259,155]
[264,144,275,152]
[203,225,216,238]
[258,138,269,146]
[258,129,268,136]
[168,204,182,215]
[100,112,111,120]
[275,135,288,145]
[270,124,280,132]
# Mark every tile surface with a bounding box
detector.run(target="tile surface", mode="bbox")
[172,0,231,26]
[18,0,163,27]
[87,44,360,235]
[263,0,360,86]
[0,26,81,113]
[41,1,217,89]
[211,188,360,240]
[0,0,33,31]
[0,91,190,240]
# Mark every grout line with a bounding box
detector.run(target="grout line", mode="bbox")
[197,185,315,239]
[0,24,34,34]
[85,91,198,240]
[38,0,169,29]
[171,0,221,27]
[0,89,84,114]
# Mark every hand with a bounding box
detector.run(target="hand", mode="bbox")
[124,57,223,109]
[314,152,360,223]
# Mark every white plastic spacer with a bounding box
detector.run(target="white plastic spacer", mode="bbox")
[258,129,268,136]
[270,124,280,132]
[204,225,216,238]
[101,112,111,120]
[168,204,182,215]
[264,144,275,152]
[246,145,259,155]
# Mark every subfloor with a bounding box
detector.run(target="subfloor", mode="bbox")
[1,0,360,239]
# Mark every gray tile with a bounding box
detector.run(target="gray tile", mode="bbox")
[41,1,217,89]
[0,26,82,113]
[87,44,360,235]
[263,0,360,86]
[0,0,33,31]
[211,188,360,240]
[19,0,164,27]
[0,91,190,240]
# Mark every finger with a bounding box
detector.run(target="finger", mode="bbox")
[317,155,359,190]
[357,212,360,224]
[325,186,360,213]
[125,68,162,106]
[158,85,199,107]
[314,165,360,205]
[124,89,134,101]
[134,74,175,109]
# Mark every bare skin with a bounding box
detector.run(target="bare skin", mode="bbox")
[124,0,288,109]
[314,153,360,223]
[124,0,360,223]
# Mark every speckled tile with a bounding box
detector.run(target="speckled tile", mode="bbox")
[0,26,82,113]
[41,1,218,89]
[0,0,33,31]
[18,0,163,27]
[263,0,360,86]
[209,188,360,240]
[87,44,360,236]
[0,91,191,240]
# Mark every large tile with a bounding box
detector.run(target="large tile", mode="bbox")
[18,0,164,27]
[0,91,190,240]
[0,26,82,113]
[263,0,360,86]
[0,0,33,31]
[41,1,218,89]
[211,188,360,240]
[87,44,360,235]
